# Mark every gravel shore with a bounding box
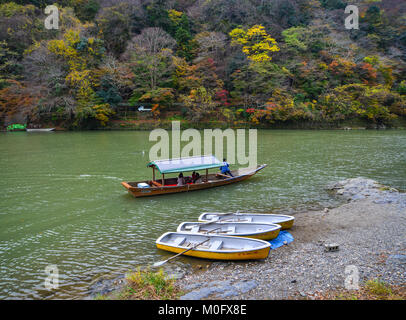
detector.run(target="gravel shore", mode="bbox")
[176,178,406,300]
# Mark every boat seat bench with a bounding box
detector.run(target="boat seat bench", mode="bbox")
[151,180,163,187]
[210,240,223,250]
[227,226,236,233]
[173,237,186,246]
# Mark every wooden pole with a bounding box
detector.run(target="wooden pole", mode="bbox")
[162,173,165,186]
[152,166,155,181]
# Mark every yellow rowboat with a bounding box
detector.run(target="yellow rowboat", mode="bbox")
[198,212,295,230]
[156,232,271,261]
[176,222,281,240]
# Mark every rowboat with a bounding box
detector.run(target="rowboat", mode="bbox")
[121,155,267,198]
[26,128,55,132]
[156,232,271,260]
[198,212,295,230]
[176,222,281,240]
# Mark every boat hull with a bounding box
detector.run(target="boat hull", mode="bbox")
[177,222,281,240]
[122,164,267,198]
[26,128,55,132]
[156,243,270,260]
[198,213,295,230]
[156,232,271,261]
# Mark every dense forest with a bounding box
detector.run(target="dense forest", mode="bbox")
[0,0,405,129]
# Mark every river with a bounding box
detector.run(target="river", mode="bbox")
[0,129,405,299]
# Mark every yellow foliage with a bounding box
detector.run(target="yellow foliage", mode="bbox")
[92,103,115,126]
[168,9,183,24]
[229,25,279,63]
[48,28,105,112]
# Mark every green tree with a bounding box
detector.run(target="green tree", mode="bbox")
[71,0,100,22]
[0,41,21,89]
[95,4,131,57]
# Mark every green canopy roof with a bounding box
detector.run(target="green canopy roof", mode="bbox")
[147,155,223,174]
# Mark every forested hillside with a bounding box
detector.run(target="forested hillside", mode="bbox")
[0,0,405,129]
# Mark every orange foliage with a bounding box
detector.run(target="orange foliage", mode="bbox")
[358,62,377,84]
[0,80,41,118]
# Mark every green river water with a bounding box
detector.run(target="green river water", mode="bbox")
[0,130,405,299]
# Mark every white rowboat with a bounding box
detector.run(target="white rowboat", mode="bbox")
[198,212,295,230]
[176,222,281,240]
[26,128,55,132]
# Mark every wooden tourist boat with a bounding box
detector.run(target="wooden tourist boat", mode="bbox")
[156,232,271,260]
[121,155,267,198]
[198,212,295,230]
[176,221,281,240]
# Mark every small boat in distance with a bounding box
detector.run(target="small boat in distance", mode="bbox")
[121,155,267,198]
[156,232,271,260]
[26,128,55,132]
[198,212,295,230]
[177,222,281,240]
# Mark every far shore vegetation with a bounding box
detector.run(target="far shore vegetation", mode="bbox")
[1,1,405,130]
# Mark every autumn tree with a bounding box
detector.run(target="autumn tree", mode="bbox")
[229,25,279,63]
[47,28,115,127]
[0,41,21,89]
[0,80,42,124]
[0,2,45,55]
[125,27,176,96]
[95,3,132,57]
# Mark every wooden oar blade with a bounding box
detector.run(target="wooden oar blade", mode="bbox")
[153,260,166,267]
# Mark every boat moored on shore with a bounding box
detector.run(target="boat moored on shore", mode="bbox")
[176,221,281,240]
[26,128,55,132]
[156,232,271,260]
[198,212,295,230]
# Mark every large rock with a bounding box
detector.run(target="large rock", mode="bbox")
[180,279,258,300]
[328,177,406,209]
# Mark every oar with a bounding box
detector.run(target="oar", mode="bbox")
[201,211,241,222]
[153,238,210,267]
[201,218,234,225]
[204,227,222,234]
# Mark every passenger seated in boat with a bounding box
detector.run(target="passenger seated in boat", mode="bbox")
[220,158,234,177]
[193,172,202,183]
[177,172,185,186]
[192,171,197,181]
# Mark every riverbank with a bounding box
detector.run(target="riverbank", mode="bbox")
[92,178,406,300]
[91,117,406,130]
[4,117,406,132]
[175,178,406,300]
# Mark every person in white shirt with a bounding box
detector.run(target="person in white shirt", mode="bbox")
[177,172,185,186]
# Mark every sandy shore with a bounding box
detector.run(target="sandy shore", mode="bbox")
[176,178,406,300]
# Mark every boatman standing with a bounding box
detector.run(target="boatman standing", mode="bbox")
[220,158,234,177]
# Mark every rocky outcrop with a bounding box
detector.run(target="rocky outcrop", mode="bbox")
[329,177,406,209]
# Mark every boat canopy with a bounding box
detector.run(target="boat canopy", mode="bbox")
[147,155,223,174]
